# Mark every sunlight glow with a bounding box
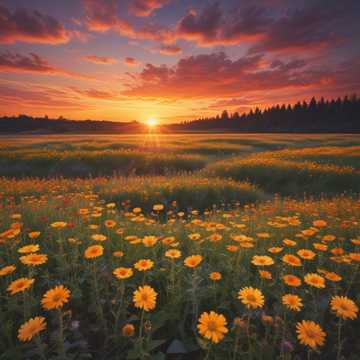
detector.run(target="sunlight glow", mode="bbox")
[146,118,158,127]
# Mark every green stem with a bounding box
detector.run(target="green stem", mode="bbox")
[57,309,66,359]
[337,319,342,360]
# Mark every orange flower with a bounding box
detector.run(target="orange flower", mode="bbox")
[251,255,274,266]
[134,259,154,271]
[304,273,325,288]
[84,245,104,259]
[209,272,222,281]
[282,254,302,267]
[122,323,135,337]
[283,274,301,287]
[184,255,203,268]
[259,270,272,280]
[165,249,181,259]
[41,285,71,310]
[297,249,316,260]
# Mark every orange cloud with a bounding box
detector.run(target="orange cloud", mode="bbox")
[83,55,118,64]
[159,45,182,55]
[0,4,70,45]
[128,0,170,17]
[0,52,91,80]
[124,57,140,66]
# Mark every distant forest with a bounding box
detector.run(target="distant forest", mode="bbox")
[0,95,359,133]
[172,95,360,133]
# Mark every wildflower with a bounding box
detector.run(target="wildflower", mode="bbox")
[297,249,316,260]
[209,272,222,281]
[324,272,342,282]
[133,285,157,311]
[282,294,303,311]
[259,270,272,280]
[282,254,302,267]
[50,222,67,228]
[262,314,274,325]
[113,251,124,257]
[268,247,283,254]
[313,243,328,251]
[153,204,164,211]
[133,207,142,214]
[162,236,175,245]
[322,234,336,242]
[28,231,41,239]
[251,255,274,266]
[197,311,228,343]
[18,317,46,342]
[113,267,133,280]
[0,265,16,276]
[20,253,48,266]
[296,320,326,350]
[184,255,203,268]
[188,233,201,241]
[91,234,107,242]
[238,287,264,309]
[208,233,222,242]
[283,274,302,287]
[330,296,358,320]
[313,220,327,228]
[142,236,158,247]
[104,220,116,228]
[349,253,360,262]
[122,323,135,337]
[134,259,154,271]
[165,249,181,259]
[283,239,297,246]
[7,278,34,295]
[304,273,325,288]
[41,285,71,310]
[84,245,104,259]
[226,245,239,252]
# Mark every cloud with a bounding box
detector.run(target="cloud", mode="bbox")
[128,0,170,17]
[0,52,91,79]
[0,4,70,44]
[159,45,182,55]
[176,3,271,46]
[124,57,140,66]
[83,55,117,64]
[82,0,173,43]
[124,51,334,99]
[249,3,346,54]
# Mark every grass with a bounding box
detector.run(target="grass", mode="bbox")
[0,133,359,359]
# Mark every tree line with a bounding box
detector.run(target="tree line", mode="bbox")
[172,95,360,133]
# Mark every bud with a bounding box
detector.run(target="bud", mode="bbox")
[144,320,152,333]
[122,324,135,337]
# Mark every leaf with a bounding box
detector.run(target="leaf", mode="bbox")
[146,339,167,352]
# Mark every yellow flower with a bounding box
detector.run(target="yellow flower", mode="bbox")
[283,274,302,287]
[104,220,116,228]
[324,272,342,282]
[0,265,16,276]
[113,267,133,280]
[50,222,67,229]
[282,294,303,311]
[251,255,274,266]
[188,233,201,241]
[165,249,181,259]
[297,249,316,260]
[133,285,157,311]
[197,311,228,343]
[296,320,326,350]
[18,316,46,342]
[134,259,154,271]
[122,323,135,337]
[142,236,158,247]
[184,255,203,268]
[282,254,302,267]
[209,272,222,281]
[41,285,71,310]
[84,245,104,259]
[304,273,325,288]
[238,287,264,309]
[153,204,164,211]
[7,277,34,295]
[330,296,358,320]
[20,253,48,266]
[91,234,107,242]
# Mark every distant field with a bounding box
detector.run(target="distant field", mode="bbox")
[0,133,359,359]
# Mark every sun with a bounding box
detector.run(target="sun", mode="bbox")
[146,118,158,127]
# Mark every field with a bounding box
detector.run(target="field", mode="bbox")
[0,133,359,359]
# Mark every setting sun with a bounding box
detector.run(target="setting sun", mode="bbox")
[146,118,158,127]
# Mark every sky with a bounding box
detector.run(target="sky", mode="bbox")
[0,0,359,123]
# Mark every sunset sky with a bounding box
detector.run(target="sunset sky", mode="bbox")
[1,0,359,123]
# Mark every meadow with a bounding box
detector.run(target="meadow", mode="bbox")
[0,133,359,359]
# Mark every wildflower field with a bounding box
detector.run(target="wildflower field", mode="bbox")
[0,134,359,359]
